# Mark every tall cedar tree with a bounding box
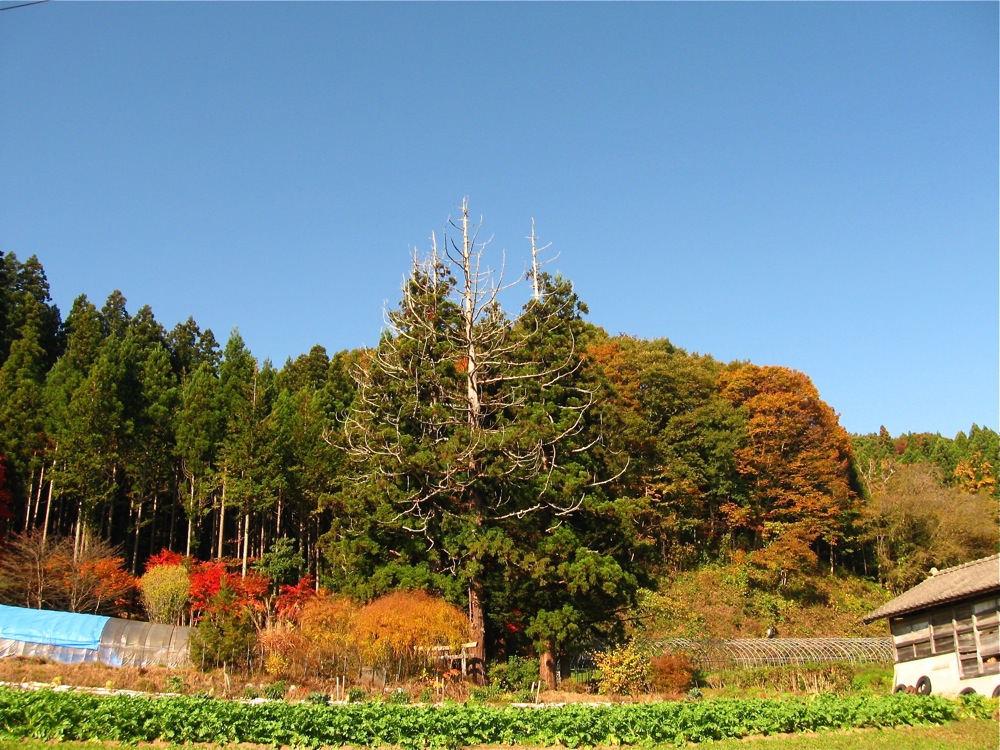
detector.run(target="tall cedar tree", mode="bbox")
[340,203,633,681]
[271,346,348,580]
[0,253,62,371]
[0,296,50,518]
[175,361,223,557]
[216,331,279,574]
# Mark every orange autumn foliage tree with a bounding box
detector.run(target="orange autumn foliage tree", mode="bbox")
[42,535,137,616]
[349,590,470,676]
[719,365,859,564]
[296,592,358,675]
[952,451,997,495]
[0,532,137,616]
[259,586,358,679]
[82,556,139,614]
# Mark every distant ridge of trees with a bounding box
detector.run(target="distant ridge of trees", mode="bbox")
[1,215,995,669]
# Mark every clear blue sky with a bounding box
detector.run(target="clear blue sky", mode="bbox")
[1,2,996,438]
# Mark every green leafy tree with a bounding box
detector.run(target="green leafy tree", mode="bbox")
[44,296,103,420]
[99,290,131,340]
[122,336,179,570]
[53,331,132,557]
[38,296,104,542]
[588,336,747,571]
[0,253,62,370]
[166,317,220,379]
[498,271,640,687]
[188,581,258,670]
[0,252,12,366]
[268,381,343,580]
[254,536,304,590]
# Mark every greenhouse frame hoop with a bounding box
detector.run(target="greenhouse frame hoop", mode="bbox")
[649,638,894,669]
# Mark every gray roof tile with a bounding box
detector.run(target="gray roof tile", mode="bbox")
[863,554,1000,623]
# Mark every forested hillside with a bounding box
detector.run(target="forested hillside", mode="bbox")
[0,212,996,675]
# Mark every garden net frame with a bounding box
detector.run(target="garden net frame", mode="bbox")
[650,638,893,670]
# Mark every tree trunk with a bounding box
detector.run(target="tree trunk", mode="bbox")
[42,475,54,544]
[107,464,117,540]
[185,475,195,556]
[539,648,557,691]
[73,502,84,563]
[217,475,226,559]
[25,463,40,532]
[31,463,47,529]
[241,511,250,576]
[148,494,159,559]
[468,583,486,682]
[131,499,143,574]
[168,479,178,552]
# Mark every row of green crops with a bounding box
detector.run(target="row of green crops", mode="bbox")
[0,687,987,748]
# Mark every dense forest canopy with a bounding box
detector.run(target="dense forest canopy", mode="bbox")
[0,214,996,675]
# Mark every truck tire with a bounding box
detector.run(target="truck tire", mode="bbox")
[893,683,907,694]
[992,684,1000,698]
[915,676,932,695]
[959,687,977,696]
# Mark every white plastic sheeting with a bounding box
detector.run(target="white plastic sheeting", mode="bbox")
[97,617,190,668]
[0,604,190,668]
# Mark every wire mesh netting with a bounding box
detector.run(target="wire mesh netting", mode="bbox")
[568,638,895,683]
[649,638,894,670]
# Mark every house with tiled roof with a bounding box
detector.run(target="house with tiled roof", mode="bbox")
[863,554,999,697]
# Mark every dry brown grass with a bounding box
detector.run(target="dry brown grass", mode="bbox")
[0,656,341,700]
[0,656,488,702]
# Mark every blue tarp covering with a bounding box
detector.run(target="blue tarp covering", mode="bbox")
[0,604,109,650]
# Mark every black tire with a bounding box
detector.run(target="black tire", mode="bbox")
[959,687,977,696]
[893,683,907,694]
[915,676,932,695]
[992,684,1000,699]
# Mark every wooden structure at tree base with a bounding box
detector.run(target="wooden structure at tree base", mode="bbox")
[423,641,480,676]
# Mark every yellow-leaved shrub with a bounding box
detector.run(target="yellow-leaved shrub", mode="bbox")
[138,564,190,625]
[349,590,470,675]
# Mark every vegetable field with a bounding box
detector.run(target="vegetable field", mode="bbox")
[0,687,990,748]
